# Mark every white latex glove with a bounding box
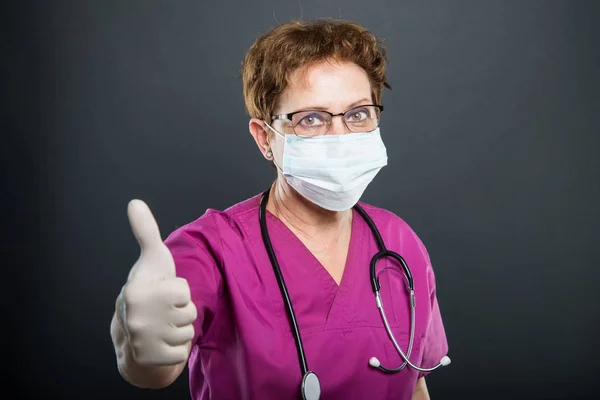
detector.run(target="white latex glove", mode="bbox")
[117,199,197,367]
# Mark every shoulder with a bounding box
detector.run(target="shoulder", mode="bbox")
[356,201,432,264]
[164,192,262,255]
[357,201,410,230]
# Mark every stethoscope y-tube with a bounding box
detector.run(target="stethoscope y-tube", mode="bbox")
[259,189,450,400]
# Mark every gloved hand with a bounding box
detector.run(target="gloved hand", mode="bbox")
[116,199,197,367]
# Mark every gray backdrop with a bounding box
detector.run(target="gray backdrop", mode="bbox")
[4,0,599,399]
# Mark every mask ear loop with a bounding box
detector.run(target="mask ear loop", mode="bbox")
[262,121,276,161]
[263,121,286,172]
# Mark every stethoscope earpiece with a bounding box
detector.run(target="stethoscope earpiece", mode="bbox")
[369,357,381,367]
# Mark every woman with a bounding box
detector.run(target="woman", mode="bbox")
[110,19,450,400]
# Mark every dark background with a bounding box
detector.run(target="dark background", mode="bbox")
[3,0,599,399]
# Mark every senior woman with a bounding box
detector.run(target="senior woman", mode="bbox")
[110,19,450,400]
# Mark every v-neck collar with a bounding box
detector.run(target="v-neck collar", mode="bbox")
[265,209,357,285]
[264,207,366,326]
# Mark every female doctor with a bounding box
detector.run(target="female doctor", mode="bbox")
[110,19,450,400]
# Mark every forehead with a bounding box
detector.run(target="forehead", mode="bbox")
[277,60,372,112]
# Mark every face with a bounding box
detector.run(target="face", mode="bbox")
[249,59,373,166]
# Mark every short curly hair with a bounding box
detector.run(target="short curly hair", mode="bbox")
[242,19,391,122]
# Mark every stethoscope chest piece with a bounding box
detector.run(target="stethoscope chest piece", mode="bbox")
[301,371,321,400]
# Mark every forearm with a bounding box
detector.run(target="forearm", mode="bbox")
[411,377,430,400]
[110,311,186,389]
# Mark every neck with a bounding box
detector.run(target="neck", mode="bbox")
[266,177,352,242]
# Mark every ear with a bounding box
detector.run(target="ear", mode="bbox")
[249,118,273,160]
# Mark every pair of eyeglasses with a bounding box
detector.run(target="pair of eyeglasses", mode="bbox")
[271,104,383,137]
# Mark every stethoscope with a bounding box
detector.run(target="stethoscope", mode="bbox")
[258,189,451,400]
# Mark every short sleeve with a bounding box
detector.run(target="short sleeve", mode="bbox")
[164,223,223,347]
[414,235,449,379]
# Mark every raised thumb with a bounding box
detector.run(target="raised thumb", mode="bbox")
[127,199,164,252]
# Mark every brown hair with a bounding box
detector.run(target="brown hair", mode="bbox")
[242,19,391,122]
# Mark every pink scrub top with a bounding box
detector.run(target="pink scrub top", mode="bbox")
[164,192,449,400]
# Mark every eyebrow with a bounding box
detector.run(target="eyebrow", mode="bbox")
[294,97,373,113]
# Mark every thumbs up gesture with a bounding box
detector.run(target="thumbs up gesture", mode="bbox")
[117,200,197,367]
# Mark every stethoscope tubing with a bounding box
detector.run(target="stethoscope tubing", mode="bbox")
[259,190,310,376]
[259,187,444,386]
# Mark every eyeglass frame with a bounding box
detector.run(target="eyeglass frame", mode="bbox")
[270,104,384,136]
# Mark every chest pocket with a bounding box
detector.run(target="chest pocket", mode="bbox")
[376,264,413,329]
[383,330,424,372]
[376,261,426,372]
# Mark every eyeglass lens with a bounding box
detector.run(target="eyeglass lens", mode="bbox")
[291,105,381,137]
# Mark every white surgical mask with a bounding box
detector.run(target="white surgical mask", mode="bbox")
[267,125,388,211]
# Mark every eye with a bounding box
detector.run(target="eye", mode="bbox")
[346,108,369,123]
[298,113,326,127]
